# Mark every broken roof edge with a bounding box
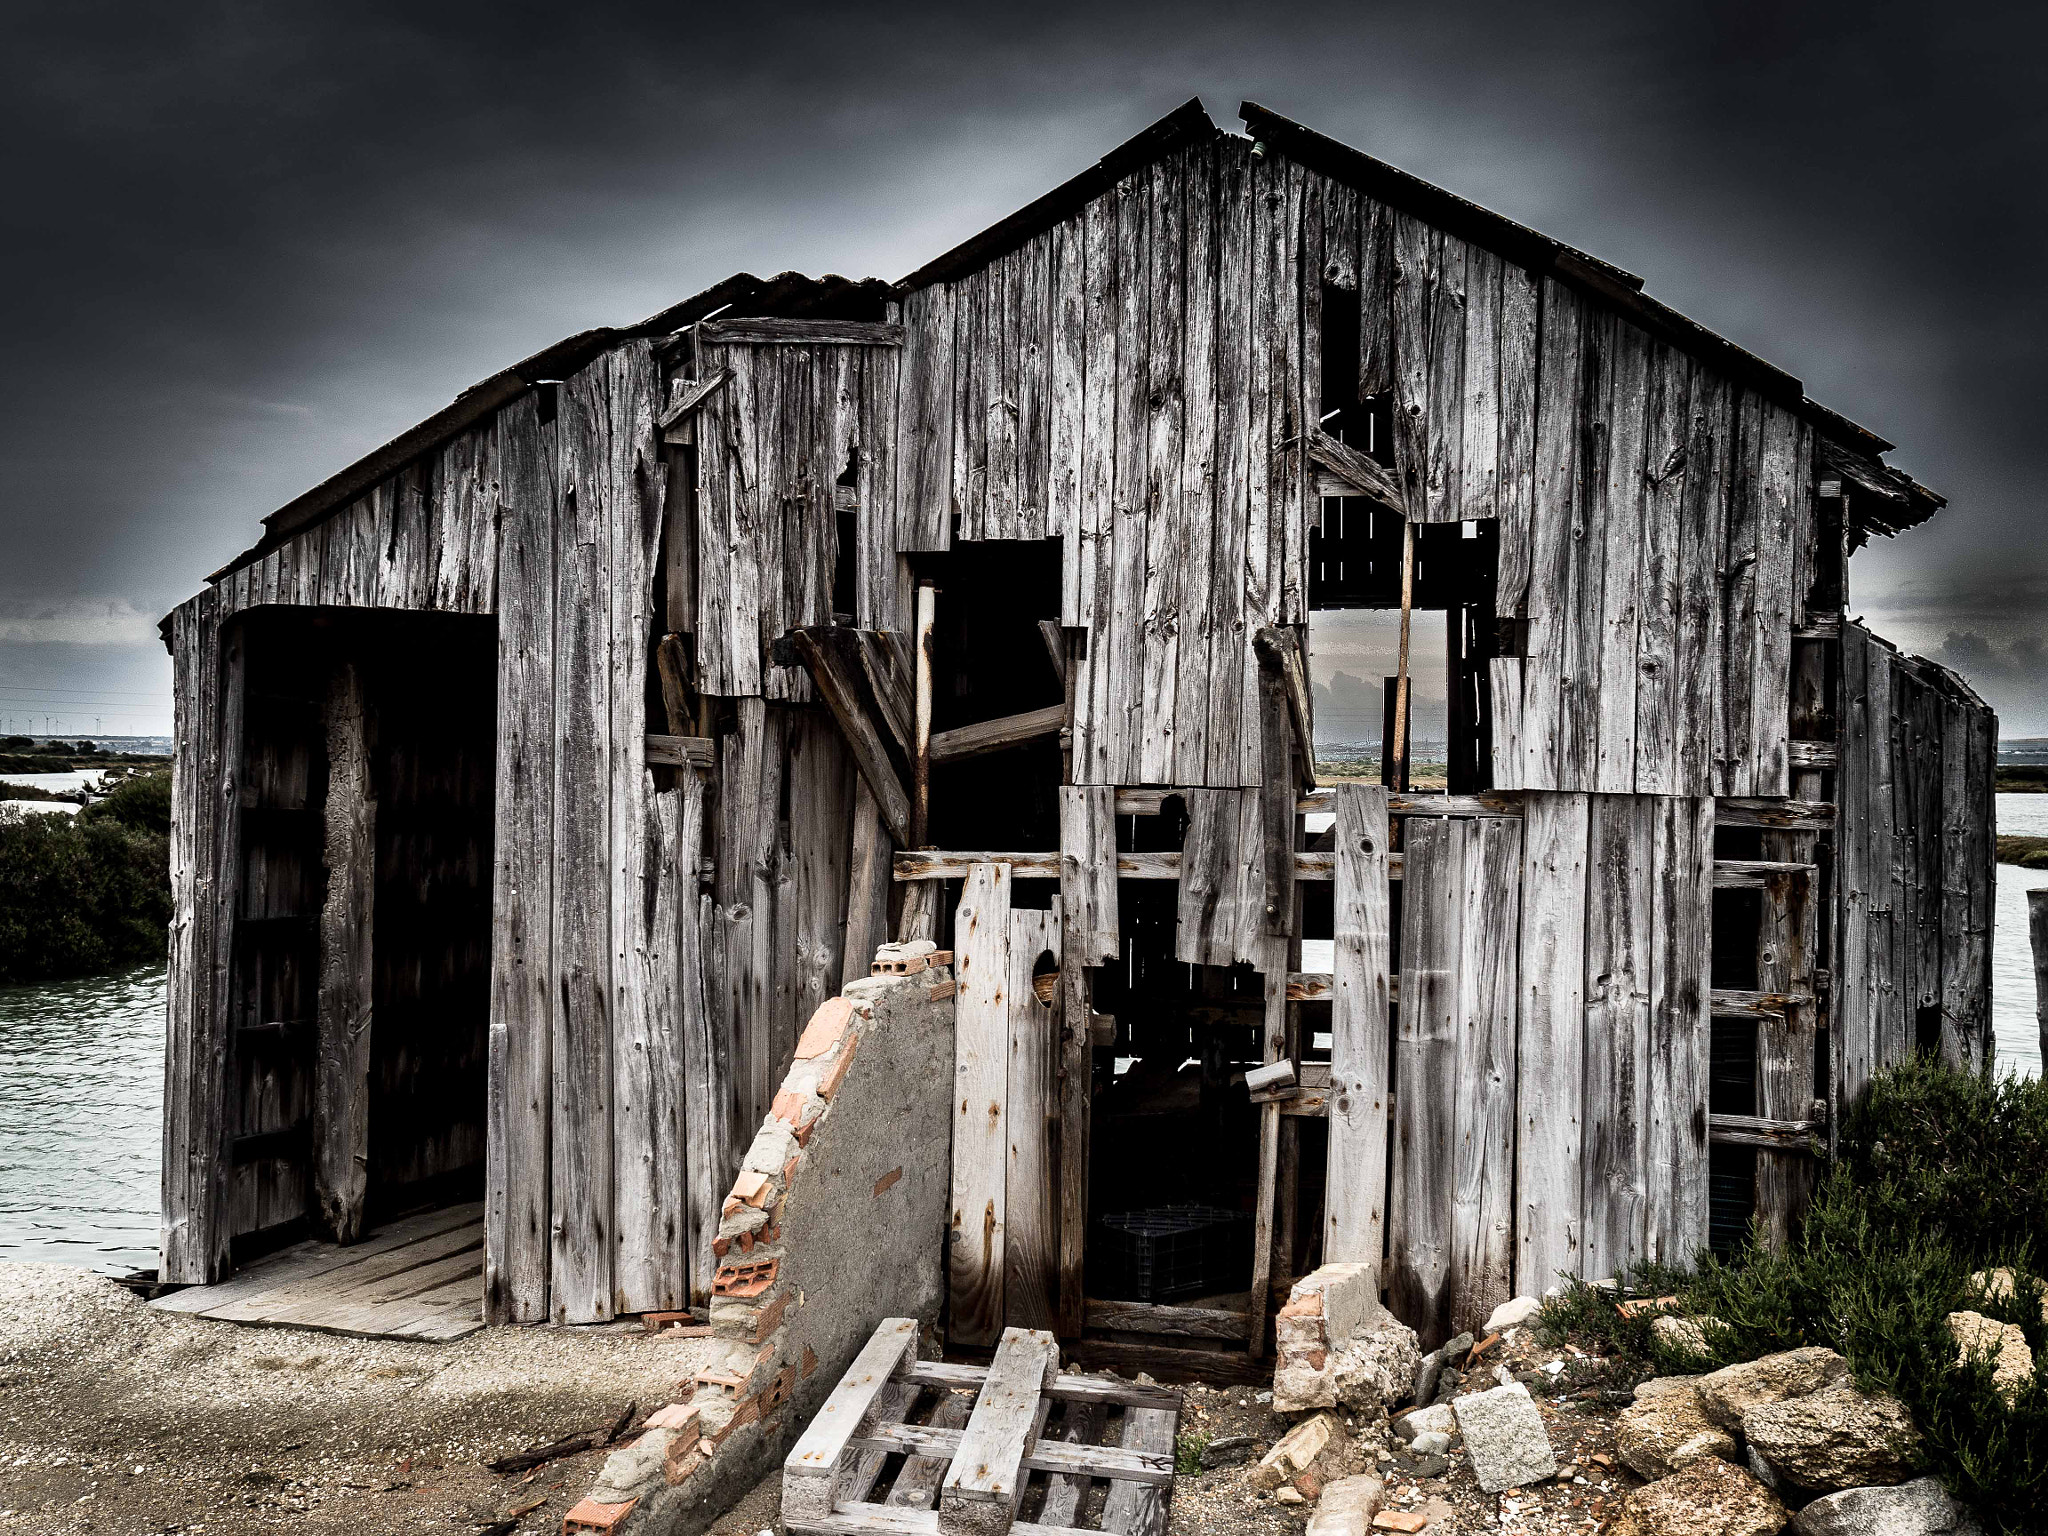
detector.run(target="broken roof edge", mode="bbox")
[202,270,893,584]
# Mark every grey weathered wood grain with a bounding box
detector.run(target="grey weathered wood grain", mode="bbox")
[1448,816,1521,1336]
[1059,786,1120,965]
[1006,902,1061,1331]
[1099,1403,1178,1536]
[1326,783,1391,1269]
[1391,817,1459,1346]
[1645,797,1713,1267]
[1580,794,1653,1284]
[941,1326,1059,1519]
[314,661,375,1245]
[951,862,1014,1347]
[1520,278,1581,791]
[1515,792,1589,1294]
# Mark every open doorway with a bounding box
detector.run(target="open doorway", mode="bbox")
[223,608,496,1297]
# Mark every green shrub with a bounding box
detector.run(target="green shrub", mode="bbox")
[0,812,170,982]
[81,771,172,837]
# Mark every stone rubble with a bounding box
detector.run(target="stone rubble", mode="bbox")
[1450,1382,1557,1493]
[1617,1375,1738,1480]
[1740,1382,1920,1494]
[1603,1455,1787,1536]
[1945,1309,2035,1406]
[1790,1476,1983,1536]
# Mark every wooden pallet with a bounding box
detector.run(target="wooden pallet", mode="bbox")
[783,1319,1181,1536]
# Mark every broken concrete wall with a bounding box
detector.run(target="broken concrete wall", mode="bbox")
[571,964,956,1534]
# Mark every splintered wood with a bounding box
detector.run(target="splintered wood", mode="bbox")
[783,1319,1181,1536]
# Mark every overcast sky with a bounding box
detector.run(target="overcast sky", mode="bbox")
[4,0,2042,739]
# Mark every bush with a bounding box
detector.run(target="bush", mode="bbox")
[1536,1061,2048,1531]
[81,771,172,837]
[0,812,170,982]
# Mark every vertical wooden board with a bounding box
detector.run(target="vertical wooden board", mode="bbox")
[1059,785,1120,964]
[1449,816,1521,1335]
[203,617,245,1278]
[1835,624,1875,1108]
[1250,939,1288,1356]
[952,267,990,542]
[313,662,375,1246]
[1206,138,1255,787]
[1139,149,1187,785]
[1515,792,1589,1294]
[1457,246,1503,523]
[1489,657,1524,791]
[1962,698,1997,1069]
[1521,279,1582,792]
[1049,215,1086,544]
[896,282,956,554]
[1633,345,1692,796]
[951,862,1013,1347]
[1676,370,1731,797]
[1557,307,1615,793]
[1173,144,1220,786]
[1868,639,1903,1072]
[1646,797,1712,1267]
[1016,232,1052,538]
[551,357,620,1324]
[1718,391,1764,797]
[1905,669,1945,1022]
[1327,784,1392,1269]
[842,778,891,986]
[1068,189,1118,778]
[1749,404,1805,798]
[1275,162,1309,625]
[486,391,556,1323]
[1753,856,1817,1251]
[1242,150,1280,722]
[1175,787,1263,966]
[1494,263,1540,614]
[680,790,726,1306]
[1391,818,1460,1347]
[1420,231,1469,524]
[1389,212,1434,524]
[789,711,854,1035]
[761,345,816,702]
[988,254,1023,538]
[1593,325,1651,795]
[856,347,903,632]
[1104,167,1152,785]
[1580,794,1652,1285]
[1357,196,1396,397]
[1005,903,1061,1331]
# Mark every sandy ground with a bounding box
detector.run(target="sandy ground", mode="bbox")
[0,1262,729,1536]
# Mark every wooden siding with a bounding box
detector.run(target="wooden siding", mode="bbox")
[1836,623,1996,1099]
[892,135,1817,797]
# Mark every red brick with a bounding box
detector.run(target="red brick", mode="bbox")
[563,1497,638,1534]
[712,1256,778,1299]
[781,1154,800,1186]
[802,1344,819,1378]
[663,1443,702,1487]
[749,1288,789,1343]
[712,1235,730,1259]
[818,1032,860,1100]
[1301,1349,1327,1370]
[1278,1292,1324,1319]
[794,996,855,1059]
[771,1090,808,1125]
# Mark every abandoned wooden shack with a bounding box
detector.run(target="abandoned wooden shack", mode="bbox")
[158,97,1995,1364]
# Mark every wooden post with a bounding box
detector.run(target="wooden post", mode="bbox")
[2032,889,2048,1074]
[1390,520,1416,793]
[314,660,376,1246]
[1249,934,1289,1358]
[912,582,938,847]
[950,862,1013,1346]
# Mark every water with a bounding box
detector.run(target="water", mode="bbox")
[0,964,164,1272]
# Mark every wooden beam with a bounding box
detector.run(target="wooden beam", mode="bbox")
[1709,1112,1822,1151]
[1253,627,1319,795]
[1712,858,1818,889]
[314,660,375,1246]
[941,1327,1059,1526]
[928,702,1067,764]
[656,367,732,430]
[1391,520,1416,791]
[1083,1299,1250,1341]
[912,584,937,848]
[1298,787,1526,818]
[1787,739,1839,769]
[789,628,912,847]
[644,734,714,770]
[893,849,1374,882]
[696,318,905,347]
[1710,987,1816,1019]
[1304,427,1404,512]
[1714,798,1836,831]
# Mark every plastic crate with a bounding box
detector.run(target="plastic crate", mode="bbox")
[1091,1204,1252,1304]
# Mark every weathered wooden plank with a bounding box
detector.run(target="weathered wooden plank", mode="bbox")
[1753,859,1817,1249]
[899,847,1343,883]
[1389,212,1434,523]
[678,779,725,1307]
[1034,1398,1104,1527]
[1488,657,1523,791]
[1516,792,1589,1294]
[1390,817,1458,1346]
[1494,262,1540,613]
[843,779,891,986]
[1558,305,1616,792]
[896,283,956,554]
[884,1388,975,1510]
[928,703,1067,764]
[951,863,1014,1347]
[1048,215,1085,544]
[162,598,211,1282]
[1867,637,1903,1076]
[791,628,911,846]
[1137,150,1186,785]
[1059,786,1120,965]
[1098,1404,1177,1536]
[1206,137,1255,787]
[785,1316,923,1501]
[1749,404,1807,798]
[1708,1113,1822,1151]
[1173,144,1219,784]
[313,661,375,1245]
[485,391,555,1324]
[1082,1299,1250,1340]
[1249,937,1287,1358]
[1719,391,1765,797]
[1634,344,1692,795]
[1646,797,1713,1267]
[1592,325,1651,793]
[1326,783,1391,1270]
[1835,623,1876,1106]
[941,1327,1059,1519]
[790,714,854,1059]
[1006,903,1061,1332]
[1174,788,1263,965]
[1713,798,1836,831]
[645,734,715,770]
[1581,794,1653,1283]
[699,317,904,347]
[1521,279,1582,790]
[1448,816,1521,1336]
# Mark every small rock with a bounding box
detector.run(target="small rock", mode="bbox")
[1391,1404,1455,1443]
[1201,1434,1258,1469]
[1742,1383,1919,1494]
[1695,1346,1853,1431]
[1305,1474,1385,1536]
[1485,1296,1542,1334]
[1791,1476,1973,1535]
[1747,1445,1780,1493]
[1250,1412,1350,1491]
[1966,1267,2045,1322]
[1946,1310,2034,1406]
[1371,1513,1428,1533]
[1407,1431,1450,1457]
[1440,1331,1475,1366]
[1277,1486,1307,1505]
[1618,1376,1739,1480]
[1652,1314,1719,1356]
[1411,1350,1444,1407]
[1410,1454,1448,1479]
[1604,1457,1787,1536]
[1451,1383,1556,1493]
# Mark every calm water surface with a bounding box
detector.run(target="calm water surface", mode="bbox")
[0,800,2040,1272]
[0,964,163,1271]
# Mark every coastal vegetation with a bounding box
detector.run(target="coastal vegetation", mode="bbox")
[1540,1058,2048,1531]
[1996,834,2048,869]
[0,771,171,983]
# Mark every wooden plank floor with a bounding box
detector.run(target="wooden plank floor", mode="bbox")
[150,1202,485,1341]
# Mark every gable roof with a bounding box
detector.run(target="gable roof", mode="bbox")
[209,96,1939,586]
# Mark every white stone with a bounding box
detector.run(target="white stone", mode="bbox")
[1452,1384,1557,1493]
[1791,1477,1971,1536]
[1484,1296,1542,1334]
[1305,1475,1385,1536]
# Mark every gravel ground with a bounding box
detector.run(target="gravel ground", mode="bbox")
[0,1262,726,1536]
[1166,1331,1641,1536]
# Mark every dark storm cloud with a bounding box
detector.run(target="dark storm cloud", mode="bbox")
[4,0,2045,732]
